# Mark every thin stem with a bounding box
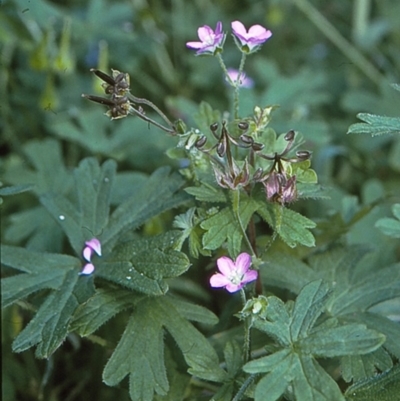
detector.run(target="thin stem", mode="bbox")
[233,52,247,120]
[292,0,386,87]
[127,93,176,134]
[232,190,256,258]
[232,374,258,401]
[216,53,232,84]
[240,289,251,364]
[128,105,176,135]
[260,202,283,259]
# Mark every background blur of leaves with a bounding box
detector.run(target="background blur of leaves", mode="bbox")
[1,0,400,400]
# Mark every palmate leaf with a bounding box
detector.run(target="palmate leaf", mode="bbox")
[1,245,94,358]
[103,296,226,401]
[375,203,400,238]
[97,231,190,295]
[201,197,260,256]
[345,364,400,401]
[244,281,385,401]
[257,201,316,248]
[261,245,400,382]
[347,113,400,136]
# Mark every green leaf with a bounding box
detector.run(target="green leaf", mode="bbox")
[292,354,344,401]
[375,204,400,238]
[223,340,243,377]
[290,280,330,341]
[244,348,291,374]
[347,113,400,136]
[73,158,116,236]
[252,352,294,401]
[102,167,190,246]
[172,208,211,258]
[253,296,292,346]
[257,202,316,248]
[0,184,34,196]
[342,312,400,359]
[261,250,317,294]
[97,232,190,295]
[201,197,259,256]
[70,287,144,337]
[299,324,385,357]
[345,364,400,401]
[341,348,393,382]
[103,296,226,401]
[185,184,227,203]
[12,270,94,358]
[1,245,79,308]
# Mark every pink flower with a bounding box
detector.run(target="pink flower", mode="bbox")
[210,253,258,293]
[80,238,102,275]
[226,68,254,88]
[264,172,297,204]
[186,22,225,55]
[231,21,272,53]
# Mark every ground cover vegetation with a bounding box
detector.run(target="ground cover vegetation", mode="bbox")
[1,0,400,400]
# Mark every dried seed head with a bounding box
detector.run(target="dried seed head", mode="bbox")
[240,134,254,145]
[238,121,249,130]
[195,135,207,149]
[284,130,295,141]
[210,122,219,132]
[296,150,311,160]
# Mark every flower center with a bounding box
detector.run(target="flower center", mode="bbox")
[229,269,243,285]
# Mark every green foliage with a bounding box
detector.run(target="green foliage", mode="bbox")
[345,364,400,401]
[243,281,385,401]
[375,204,400,238]
[2,0,400,400]
[347,113,400,137]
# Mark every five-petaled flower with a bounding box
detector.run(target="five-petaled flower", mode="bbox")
[226,68,254,88]
[186,22,225,55]
[80,238,102,275]
[231,21,272,53]
[210,253,258,293]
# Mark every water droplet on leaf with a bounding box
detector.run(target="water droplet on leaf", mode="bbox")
[59,215,65,220]
[126,276,132,280]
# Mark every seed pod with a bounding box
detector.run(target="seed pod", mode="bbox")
[240,134,253,145]
[90,69,116,85]
[252,142,265,151]
[296,150,311,160]
[238,121,249,130]
[210,122,219,132]
[284,129,295,141]
[195,135,207,149]
[253,168,264,181]
[217,141,226,157]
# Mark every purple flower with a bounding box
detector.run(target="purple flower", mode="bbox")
[226,68,254,88]
[80,238,102,275]
[210,253,258,293]
[186,22,225,55]
[231,21,272,53]
[264,172,297,204]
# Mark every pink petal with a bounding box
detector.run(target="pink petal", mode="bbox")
[225,282,244,293]
[198,25,214,42]
[215,21,223,35]
[231,21,247,36]
[186,41,205,49]
[217,256,236,277]
[80,263,95,275]
[248,25,268,38]
[242,269,258,284]
[83,246,93,262]
[85,238,102,256]
[235,253,252,276]
[210,273,231,288]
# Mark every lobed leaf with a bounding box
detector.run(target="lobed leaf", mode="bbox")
[103,296,226,401]
[347,113,400,136]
